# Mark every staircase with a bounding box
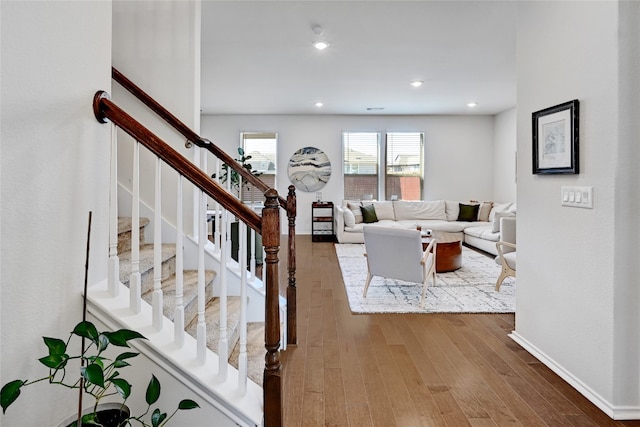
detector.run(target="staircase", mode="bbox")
[117,216,265,385]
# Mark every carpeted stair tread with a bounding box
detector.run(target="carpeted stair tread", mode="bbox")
[229,322,265,385]
[141,269,216,322]
[117,217,150,254]
[118,243,176,288]
[185,296,243,358]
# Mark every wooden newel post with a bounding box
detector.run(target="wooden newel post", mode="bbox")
[286,185,297,345]
[262,189,282,426]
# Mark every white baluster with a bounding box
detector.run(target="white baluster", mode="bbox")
[174,175,185,347]
[213,159,221,254]
[152,157,163,330]
[108,123,119,297]
[238,222,248,395]
[218,208,229,379]
[130,141,141,313]
[249,228,256,283]
[196,188,207,364]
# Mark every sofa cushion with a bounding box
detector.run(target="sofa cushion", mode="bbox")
[464,225,500,242]
[343,208,356,227]
[361,204,378,223]
[347,201,363,224]
[363,201,395,220]
[492,211,516,233]
[457,203,479,221]
[346,220,405,233]
[393,200,446,221]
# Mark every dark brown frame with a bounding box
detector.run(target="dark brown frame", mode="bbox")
[532,99,579,175]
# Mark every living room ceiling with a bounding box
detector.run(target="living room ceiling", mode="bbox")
[201,1,517,116]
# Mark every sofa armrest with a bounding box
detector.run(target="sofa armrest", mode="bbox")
[334,204,346,243]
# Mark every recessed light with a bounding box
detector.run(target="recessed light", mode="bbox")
[410,80,423,88]
[467,102,478,108]
[366,107,385,111]
[313,41,329,50]
[315,102,324,107]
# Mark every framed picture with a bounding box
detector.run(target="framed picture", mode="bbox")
[532,99,579,174]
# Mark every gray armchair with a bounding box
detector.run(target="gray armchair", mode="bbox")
[362,225,437,308]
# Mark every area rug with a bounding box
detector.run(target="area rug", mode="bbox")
[335,244,515,314]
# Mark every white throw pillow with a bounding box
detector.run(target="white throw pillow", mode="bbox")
[445,200,460,221]
[347,201,363,224]
[371,201,395,220]
[489,202,513,222]
[343,208,356,227]
[492,211,516,233]
[476,201,493,222]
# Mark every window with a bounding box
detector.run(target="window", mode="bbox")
[342,132,379,200]
[342,131,424,201]
[241,132,277,203]
[385,132,423,201]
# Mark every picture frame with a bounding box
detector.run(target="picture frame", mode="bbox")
[532,99,579,175]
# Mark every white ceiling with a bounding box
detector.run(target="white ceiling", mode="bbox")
[201,1,517,116]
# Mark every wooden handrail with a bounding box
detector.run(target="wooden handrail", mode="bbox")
[93,91,262,232]
[112,67,287,209]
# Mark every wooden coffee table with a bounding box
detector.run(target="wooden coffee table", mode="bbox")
[422,237,462,273]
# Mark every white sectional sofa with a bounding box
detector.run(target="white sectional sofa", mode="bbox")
[334,199,516,256]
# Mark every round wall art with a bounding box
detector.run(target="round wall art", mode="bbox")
[287,146,331,192]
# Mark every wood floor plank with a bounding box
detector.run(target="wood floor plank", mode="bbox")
[280,237,640,426]
[351,323,399,427]
[346,403,374,427]
[324,367,348,427]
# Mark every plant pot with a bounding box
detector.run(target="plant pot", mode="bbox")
[57,402,130,427]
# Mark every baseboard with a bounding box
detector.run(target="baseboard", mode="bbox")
[509,332,640,420]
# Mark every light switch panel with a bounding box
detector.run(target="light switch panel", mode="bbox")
[561,186,593,209]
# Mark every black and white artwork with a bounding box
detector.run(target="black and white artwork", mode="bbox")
[287,146,331,192]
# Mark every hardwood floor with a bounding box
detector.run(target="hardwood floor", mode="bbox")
[280,236,640,427]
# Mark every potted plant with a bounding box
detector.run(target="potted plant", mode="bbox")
[0,320,199,426]
[211,146,263,197]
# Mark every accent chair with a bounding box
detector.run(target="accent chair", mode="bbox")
[362,225,437,308]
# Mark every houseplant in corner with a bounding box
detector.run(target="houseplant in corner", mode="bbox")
[0,213,199,426]
[0,320,200,426]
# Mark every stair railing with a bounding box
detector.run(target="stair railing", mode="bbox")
[112,67,298,347]
[93,90,284,426]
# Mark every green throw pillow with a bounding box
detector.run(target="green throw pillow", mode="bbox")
[361,204,378,223]
[457,203,479,222]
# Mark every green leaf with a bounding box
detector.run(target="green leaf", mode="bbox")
[43,337,67,356]
[146,375,160,405]
[81,363,105,388]
[103,329,146,347]
[1,380,25,414]
[86,356,105,370]
[151,408,167,427]
[73,321,100,345]
[237,147,244,156]
[178,399,200,410]
[111,378,131,399]
[97,333,110,352]
[38,353,68,370]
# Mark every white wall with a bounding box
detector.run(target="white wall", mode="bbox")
[493,108,517,203]
[513,1,640,418]
[112,0,201,238]
[201,114,500,233]
[0,1,112,425]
